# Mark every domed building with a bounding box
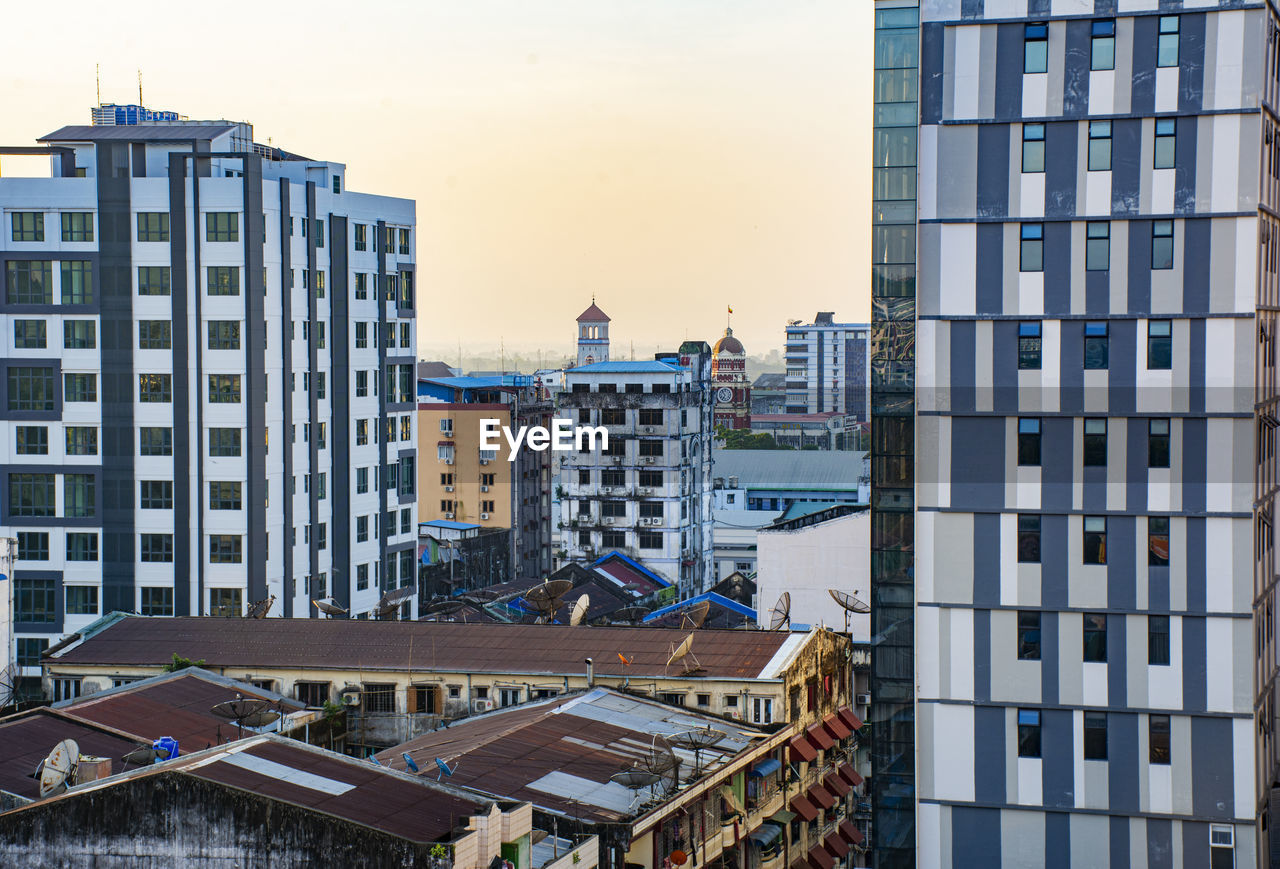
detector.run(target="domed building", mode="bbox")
[712,326,751,430]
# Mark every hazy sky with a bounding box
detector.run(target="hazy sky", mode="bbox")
[0,0,873,362]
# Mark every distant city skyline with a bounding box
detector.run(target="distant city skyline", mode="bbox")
[0,0,872,354]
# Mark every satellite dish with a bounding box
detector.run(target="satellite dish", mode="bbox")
[526,579,574,603]
[828,589,870,614]
[372,600,401,620]
[670,726,728,778]
[211,695,276,739]
[610,767,662,811]
[570,595,590,626]
[678,600,711,630]
[640,736,681,794]
[120,745,165,769]
[246,595,276,619]
[667,633,696,667]
[435,757,457,780]
[369,755,383,766]
[611,605,650,625]
[402,752,419,773]
[460,589,498,604]
[424,598,465,618]
[312,598,348,617]
[769,592,791,631]
[39,739,78,798]
[380,586,415,608]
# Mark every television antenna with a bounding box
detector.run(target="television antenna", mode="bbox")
[312,598,348,618]
[569,594,590,626]
[435,757,457,780]
[828,588,870,633]
[666,633,703,675]
[38,739,78,798]
[769,592,792,631]
[210,694,279,740]
[246,595,275,619]
[669,726,727,779]
[678,600,710,630]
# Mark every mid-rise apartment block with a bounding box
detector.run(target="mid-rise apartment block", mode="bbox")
[871,2,1271,866]
[785,311,871,421]
[0,110,418,682]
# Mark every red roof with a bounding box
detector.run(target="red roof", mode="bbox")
[576,302,610,322]
[0,709,139,801]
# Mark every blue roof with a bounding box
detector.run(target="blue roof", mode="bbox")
[569,361,683,374]
[419,375,533,390]
[642,591,756,622]
[420,520,480,531]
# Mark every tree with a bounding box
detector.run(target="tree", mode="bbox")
[717,426,792,450]
[162,653,206,673]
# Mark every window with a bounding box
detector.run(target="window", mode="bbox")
[1021,123,1045,173]
[6,261,52,304]
[1157,16,1180,68]
[138,320,171,350]
[639,470,663,488]
[1149,419,1171,467]
[1073,324,1107,374]
[1210,825,1235,869]
[602,469,625,487]
[16,426,48,455]
[209,481,242,510]
[1152,220,1174,269]
[139,373,172,403]
[66,533,98,563]
[16,637,47,668]
[1085,222,1110,270]
[639,440,663,458]
[1149,715,1171,764]
[137,213,170,242]
[62,372,95,403]
[399,228,410,255]
[209,428,242,457]
[1020,224,1043,272]
[317,472,327,499]
[1083,516,1107,564]
[602,530,625,548]
[316,372,326,400]
[355,273,368,300]
[332,174,341,194]
[1083,614,1107,662]
[639,408,665,426]
[141,586,174,615]
[400,416,412,441]
[354,224,367,251]
[65,427,97,456]
[207,266,240,296]
[317,523,327,549]
[10,475,57,517]
[1149,516,1170,566]
[11,212,44,242]
[140,427,173,456]
[1017,515,1041,563]
[356,515,369,542]
[208,321,240,350]
[64,474,94,518]
[1148,320,1172,369]
[1084,712,1107,760]
[59,261,93,305]
[1017,709,1041,758]
[1017,611,1041,660]
[210,535,243,563]
[16,577,55,623]
[1024,22,1048,73]
[639,530,663,550]
[1149,615,1171,665]
[60,320,94,350]
[9,366,55,411]
[315,222,325,249]
[206,212,239,242]
[208,374,241,403]
[1154,118,1176,169]
[209,587,242,616]
[1088,121,1112,171]
[61,212,93,242]
[140,533,174,562]
[1017,322,1042,370]
[1083,419,1107,466]
[1091,19,1115,70]
[357,467,369,494]
[356,563,369,590]
[15,319,46,348]
[356,370,368,397]
[140,480,173,510]
[16,531,48,561]
[137,266,171,296]
[355,322,367,349]
[364,683,396,713]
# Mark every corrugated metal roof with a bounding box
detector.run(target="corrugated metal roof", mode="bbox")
[0,709,139,801]
[39,124,236,142]
[711,449,864,491]
[377,688,763,822]
[567,361,681,374]
[51,617,797,680]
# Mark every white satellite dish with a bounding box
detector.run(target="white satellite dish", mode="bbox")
[570,594,590,626]
[39,738,79,798]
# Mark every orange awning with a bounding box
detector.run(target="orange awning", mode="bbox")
[807,845,835,869]
[789,733,818,763]
[823,712,852,740]
[823,833,850,859]
[824,773,851,798]
[806,784,835,810]
[837,706,863,731]
[806,721,835,751]
[789,794,818,822]
[838,763,864,787]
[839,820,865,846]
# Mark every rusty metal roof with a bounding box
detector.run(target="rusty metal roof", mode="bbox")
[0,709,140,801]
[376,688,764,823]
[51,618,800,680]
[56,670,305,751]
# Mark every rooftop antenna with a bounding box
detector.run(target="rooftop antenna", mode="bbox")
[95,64,100,106]
[616,652,634,687]
[38,739,79,798]
[137,69,143,105]
[666,633,703,675]
[828,588,870,634]
[569,594,590,626]
[769,592,792,631]
[435,757,457,780]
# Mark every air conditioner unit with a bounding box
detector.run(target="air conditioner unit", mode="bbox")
[480,485,490,493]
[340,692,360,707]
[445,459,454,465]
[481,513,490,520]
[612,456,624,465]
[641,457,655,465]
[643,426,655,434]
[473,699,493,712]
[639,488,654,497]
[445,512,455,519]
[856,693,871,706]
[444,485,454,493]
[603,517,614,525]
[480,459,491,466]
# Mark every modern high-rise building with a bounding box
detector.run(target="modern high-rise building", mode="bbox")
[872,1,1272,866]
[785,312,871,421]
[0,110,418,685]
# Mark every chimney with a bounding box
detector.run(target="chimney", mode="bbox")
[585,658,594,687]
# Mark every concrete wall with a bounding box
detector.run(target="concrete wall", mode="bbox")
[755,512,870,638]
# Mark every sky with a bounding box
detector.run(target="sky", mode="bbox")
[0,0,873,363]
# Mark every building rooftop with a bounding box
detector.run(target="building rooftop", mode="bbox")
[417,361,457,379]
[591,552,672,594]
[377,688,762,823]
[0,709,140,803]
[752,373,787,390]
[576,302,611,322]
[567,361,682,375]
[643,592,756,630]
[39,123,237,143]
[712,449,865,492]
[750,413,844,425]
[49,616,809,682]
[421,519,482,532]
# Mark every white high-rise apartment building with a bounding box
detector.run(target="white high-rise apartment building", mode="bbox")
[784,312,871,422]
[0,112,418,690]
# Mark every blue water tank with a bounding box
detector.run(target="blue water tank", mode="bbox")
[153,736,179,761]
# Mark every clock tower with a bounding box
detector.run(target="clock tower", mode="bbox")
[712,326,751,430]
